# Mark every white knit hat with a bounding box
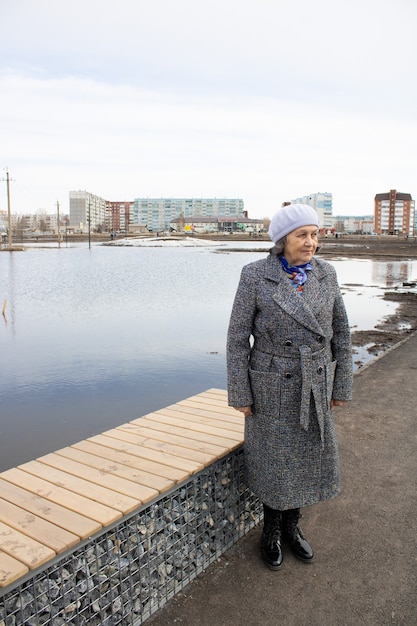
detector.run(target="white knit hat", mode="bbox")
[268,203,320,244]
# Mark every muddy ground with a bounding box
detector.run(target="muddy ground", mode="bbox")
[316,237,417,368]
[350,291,417,369]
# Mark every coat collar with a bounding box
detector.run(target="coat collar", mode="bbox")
[264,255,327,336]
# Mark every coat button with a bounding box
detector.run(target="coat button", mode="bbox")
[317,366,323,374]
[285,340,292,346]
[285,372,292,379]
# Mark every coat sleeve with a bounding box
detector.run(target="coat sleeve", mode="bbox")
[331,290,353,401]
[226,265,258,408]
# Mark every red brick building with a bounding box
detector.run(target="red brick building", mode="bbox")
[106,201,132,233]
[374,190,415,235]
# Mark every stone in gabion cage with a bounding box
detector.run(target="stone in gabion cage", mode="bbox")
[0,449,261,626]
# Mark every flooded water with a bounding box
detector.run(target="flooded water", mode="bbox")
[0,241,416,471]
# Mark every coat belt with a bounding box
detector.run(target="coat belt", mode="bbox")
[252,343,327,448]
[299,344,325,449]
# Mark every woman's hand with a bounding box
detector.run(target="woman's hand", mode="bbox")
[235,406,254,417]
[331,399,347,408]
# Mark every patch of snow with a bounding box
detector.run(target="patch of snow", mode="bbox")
[104,236,225,248]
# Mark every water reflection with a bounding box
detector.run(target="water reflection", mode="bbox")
[2,252,17,332]
[328,257,417,288]
[372,260,413,287]
[0,243,416,472]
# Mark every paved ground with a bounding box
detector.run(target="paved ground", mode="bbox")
[146,331,417,626]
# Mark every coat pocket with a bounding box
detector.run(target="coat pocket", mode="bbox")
[249,368,281,417]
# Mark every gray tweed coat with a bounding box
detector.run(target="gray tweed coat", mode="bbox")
[227,253,353,510]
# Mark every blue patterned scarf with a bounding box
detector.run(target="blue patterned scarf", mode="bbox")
[279,256,312,292]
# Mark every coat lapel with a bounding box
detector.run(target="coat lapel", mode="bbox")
[265,255,325,336]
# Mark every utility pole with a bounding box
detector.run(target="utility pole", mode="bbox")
[6,170,11,248]
[88,198,91,249]
[57,200,61,248]
[1,168,13,248]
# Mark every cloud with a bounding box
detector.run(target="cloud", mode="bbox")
[1,0,416,216]
[4,1,416,98]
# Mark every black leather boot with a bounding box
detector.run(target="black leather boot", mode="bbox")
[282,508,314,563]
[261,505,283,570]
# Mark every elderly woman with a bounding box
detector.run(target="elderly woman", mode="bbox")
[227,203,352,570]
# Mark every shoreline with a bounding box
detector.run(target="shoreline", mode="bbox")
[2,235,416,368]
[350,290,417,369]
[3,232,417,254]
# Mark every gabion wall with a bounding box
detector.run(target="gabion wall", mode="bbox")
[0,448,261,626]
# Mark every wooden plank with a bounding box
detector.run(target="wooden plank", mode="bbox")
[0,478,102,541]
[37,453,159,502]
[18,461,140,515]
[177,396,239,415]
[0,389,237,591]
[57,445,184,487]
[207,392,229,401]
[80,434,203,474]
[180,389,232,402]
[1,468,122,527]
[156,406,244,432]
[102,427,216,465]
[203,388,228,397]
[0,498,79,554]
[120,422,227,459]
[177,403,240,421]
[0,521,55,569]
[130,415,240,451]
[0,551,29,588]
[166,402,243,425]
[147,412,242,444]
[163,397,237,415]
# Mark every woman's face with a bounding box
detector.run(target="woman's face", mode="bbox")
[283,225,318,265]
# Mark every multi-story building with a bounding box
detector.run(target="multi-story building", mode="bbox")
[291,192,333,230]
[10,213,36,230]
[8,212,69,234]
[374,190,415,235]
[106,201,132,233]
[130,198,245,232]
[332,215,374,234]
[170,215,264,234]
[0,210,7,233]
[69,191,107,232]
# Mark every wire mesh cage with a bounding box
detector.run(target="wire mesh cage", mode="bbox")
[0,449,261,626]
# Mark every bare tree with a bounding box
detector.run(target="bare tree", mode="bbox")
[178,212,185,232]
[39,218,48,234]
[263,217,271,233]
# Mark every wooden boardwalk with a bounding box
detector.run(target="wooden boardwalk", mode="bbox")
[0,389,242,590]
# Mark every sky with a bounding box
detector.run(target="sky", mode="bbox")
[1,0,416,219]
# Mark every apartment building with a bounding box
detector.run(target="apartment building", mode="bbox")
[0,210,7,233]
[291,192,333,229]
[130,198,245,232]
[69,191,107,232]
[106,201,132,233]
[7,212,68,233]
[374,190,415,235]
[170,215,264,234]
[333,215,374,234]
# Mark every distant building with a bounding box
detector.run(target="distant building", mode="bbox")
[106,201,132,233]
[374,190,415,235]
[333,215,374,234]
[69,191,107,232]
[291,192,333,229]
[170,215,264,234]
[8,212,69,234]
[0,210,7,233]
[130,198,245,232]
